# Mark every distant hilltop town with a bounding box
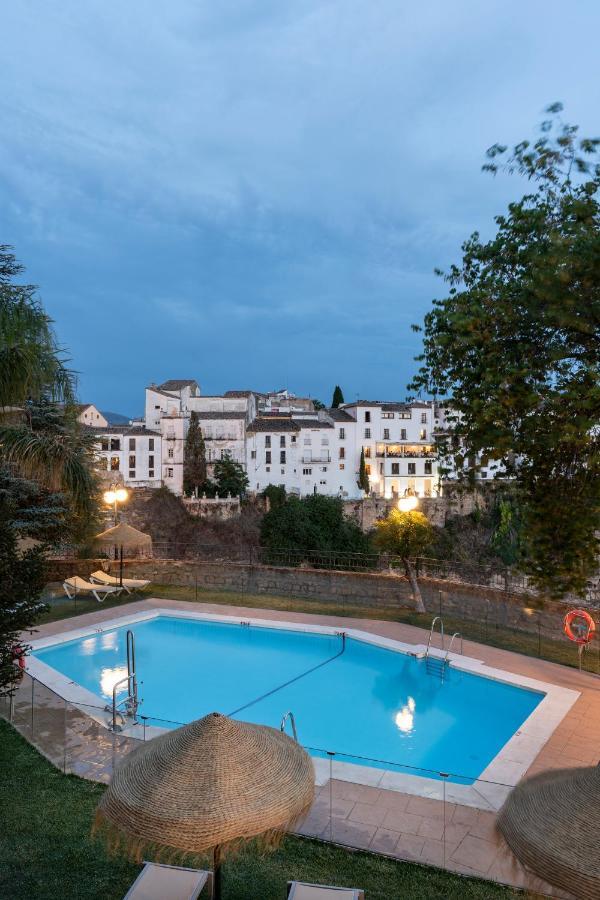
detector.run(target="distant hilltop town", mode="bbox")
[78,380,500,500]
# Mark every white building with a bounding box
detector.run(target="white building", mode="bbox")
[91,425,162,489]
[75,403,108,428]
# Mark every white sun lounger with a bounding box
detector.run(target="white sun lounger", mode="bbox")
[123,862,213,900]
[63,576,122,603]
[89,570,151,593]
[287,882,364,899]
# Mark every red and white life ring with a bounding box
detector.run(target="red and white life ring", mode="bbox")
[563,609,596,645]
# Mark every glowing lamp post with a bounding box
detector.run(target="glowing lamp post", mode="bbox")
[104,486,128,527]
[398,493,418,513]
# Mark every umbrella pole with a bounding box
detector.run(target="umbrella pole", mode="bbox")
[119,545,123,588]
[213,844,222,900]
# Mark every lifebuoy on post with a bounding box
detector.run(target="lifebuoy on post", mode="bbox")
[563,609,596,645]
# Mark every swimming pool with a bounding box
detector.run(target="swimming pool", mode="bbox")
[31,612,546,786]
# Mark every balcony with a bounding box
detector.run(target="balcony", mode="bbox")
[375,444,436,459]
[301,453,331,464]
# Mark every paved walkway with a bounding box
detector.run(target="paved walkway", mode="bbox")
[15,596,600,899]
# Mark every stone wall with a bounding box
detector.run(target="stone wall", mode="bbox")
[47,556,575,635]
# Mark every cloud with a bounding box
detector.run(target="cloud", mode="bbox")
[0,1,599,410]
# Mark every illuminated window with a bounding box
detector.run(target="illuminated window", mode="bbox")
[110,456,120,470]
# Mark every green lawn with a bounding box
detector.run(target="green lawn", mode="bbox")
[37,580,598,675]
[0,719,518,899]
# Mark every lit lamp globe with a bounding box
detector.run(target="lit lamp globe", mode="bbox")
[103,490,116,505]
[398,495,418,513]
[115,488,128,503]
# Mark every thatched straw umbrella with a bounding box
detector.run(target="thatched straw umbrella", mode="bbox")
[93,523,153,557]
[94,712,315,899]
[497,765,600,899]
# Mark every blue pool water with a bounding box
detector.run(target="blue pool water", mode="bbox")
[33,616,543,783]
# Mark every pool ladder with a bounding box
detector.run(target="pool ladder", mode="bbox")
[425,618,463,681]
[108,630,140,731]
[280,711,298,742]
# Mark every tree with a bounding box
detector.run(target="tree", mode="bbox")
[373,509,434,613]
[357,448,370,493]
[213,457,249,497]
[183,411,207,496]
[312,399,325,411]
[410,106,600,598]
[331,385,345,408]
[0,247,98,522]
[0,500,47,695]
[261,484,287,509]
[260,494,370,562]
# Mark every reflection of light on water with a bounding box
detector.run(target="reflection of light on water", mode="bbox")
[101,632,117,651]
[100,666,128,698]
[81,637,97,656]
[394,696,416,734]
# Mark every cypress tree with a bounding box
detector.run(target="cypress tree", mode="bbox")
[357,448,370,493]
[331,385,345,408]
[183,411,207,496]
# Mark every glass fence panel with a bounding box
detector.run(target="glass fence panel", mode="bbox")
[30,677,66,770]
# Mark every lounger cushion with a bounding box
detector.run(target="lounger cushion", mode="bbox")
[123,862,210,900]
[64,576,120,594]
[288,882,363,899]
[90,571,150,588]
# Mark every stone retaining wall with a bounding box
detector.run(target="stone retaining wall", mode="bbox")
[47,557,574,635]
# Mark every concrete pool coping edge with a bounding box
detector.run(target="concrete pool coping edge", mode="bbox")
[25,605,580,811]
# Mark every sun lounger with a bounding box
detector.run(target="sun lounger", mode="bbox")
[89,570,151,593]
[123,862,213,899]
[287,883,364,900]
[63,576,122,603]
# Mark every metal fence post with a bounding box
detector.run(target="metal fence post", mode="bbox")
[31,676,34,736]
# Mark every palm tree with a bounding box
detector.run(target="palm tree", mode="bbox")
[0,246,97,523]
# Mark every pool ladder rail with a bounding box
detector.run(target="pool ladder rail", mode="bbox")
[108,629,141,731]
[280,711,298,742]
[425,617,463,681]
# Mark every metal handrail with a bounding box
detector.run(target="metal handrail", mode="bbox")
[280,711,298,742]
[426,616,444,656]
[112,674,138,731]
[126,630,136,700]
[445,632,463,662]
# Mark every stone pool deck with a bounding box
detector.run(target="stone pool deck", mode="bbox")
[16,596,600,898]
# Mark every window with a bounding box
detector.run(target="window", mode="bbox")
[251,450,256,459]
[101,438,109,451]
[265,436,271,448]
[149,438,154,451]
[280,435,286,447]
[391,463,400,475]
[280,451,286,464]
[421,412,427,424]
[401,428,407,440]
[321,436,329,445]
[365,464,371,475]
[129,454,136,468]
[379,462,383,474]
[424,461,432,475]
[129,470,135,479]
[98,457,108,470]
[110,456,120,471]
[167,467,174,478]
[339,447,345,459]
[339,463,345,470]
[382,412,394,419]
[408,462,416,475]
[383,428,390,440]
[149,470,154,478]
[420,429,427,440]
[154,404,161,410]
[110,438,120,451]
[364,446,371,458]
[303,437,311,445]
[168,448,174,459]
[291,435,297,443]
[266,466,270,472]
[281,469,285,474]
[339,428,345,440]
[265,451,271,464]
[399,411,411,419]
[149,455,154,468]
[320,480,326,485]
[303,468,312,475]
[364,411,371,422]
[364,428,371,439]
[129,438,136,450]
[321,466,327,472]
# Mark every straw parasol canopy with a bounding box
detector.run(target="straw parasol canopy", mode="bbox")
[94,712,315,898]
[497,765,600,899]
[93,523,152,556]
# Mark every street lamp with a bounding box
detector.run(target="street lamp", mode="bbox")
[104,485,128,527]
[398,492,419,513]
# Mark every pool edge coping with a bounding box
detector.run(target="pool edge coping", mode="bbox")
[25,604,581,811]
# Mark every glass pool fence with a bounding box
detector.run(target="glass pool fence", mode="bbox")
[1,669,547,892]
